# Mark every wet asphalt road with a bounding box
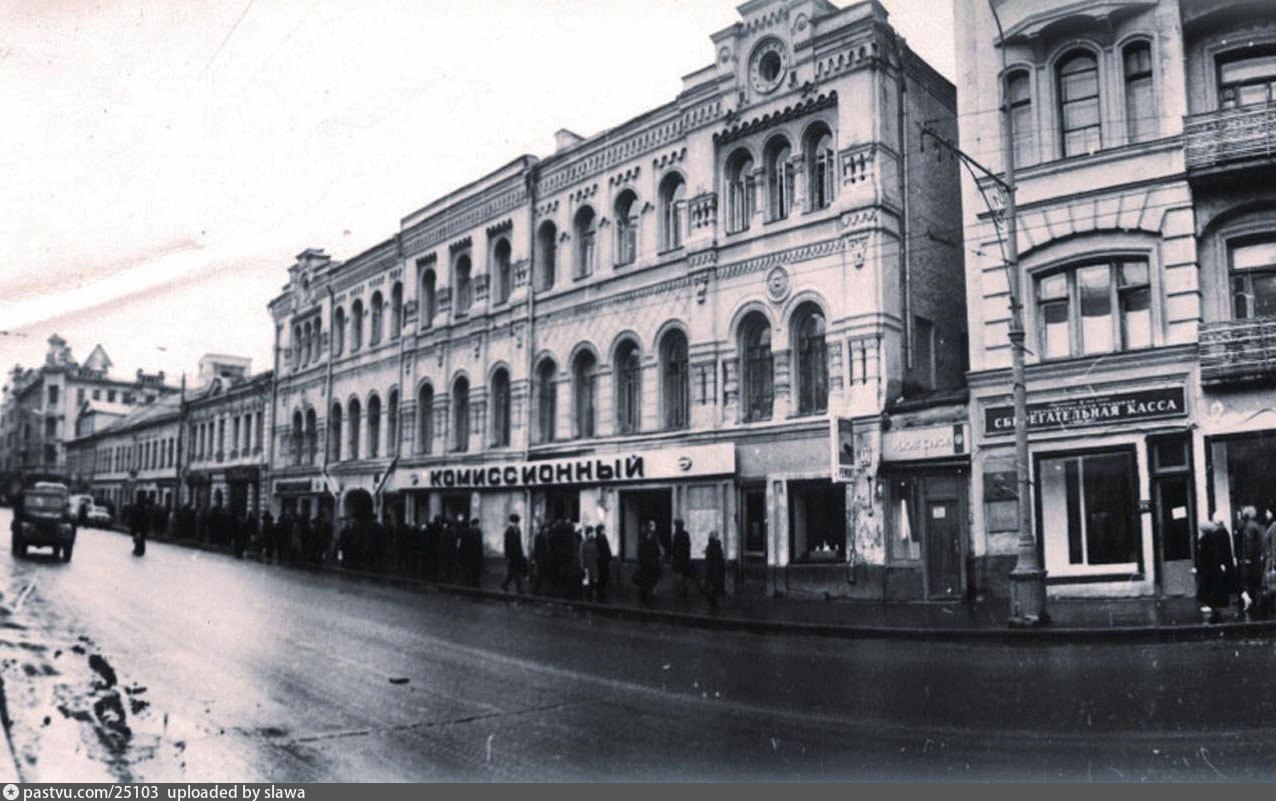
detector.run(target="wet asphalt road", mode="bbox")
[3,508,1276,782]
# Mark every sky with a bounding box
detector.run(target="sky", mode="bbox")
[0,0,955,387]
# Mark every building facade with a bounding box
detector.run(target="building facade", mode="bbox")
[66,395,183,512]
[957,0,1276,598]
[268,0,966,598]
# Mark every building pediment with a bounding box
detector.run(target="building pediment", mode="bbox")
[994,0,1157,45]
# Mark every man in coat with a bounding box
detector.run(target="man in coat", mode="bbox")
[636,526,662,605]
[461,518,484,588]
[501,513,527,593]
[704,530,726,612]
[1236,506,1264,618]
[594,523,613,603]
[670,518,694,600]
[1198,517,1238,623]
[531,519,550,594]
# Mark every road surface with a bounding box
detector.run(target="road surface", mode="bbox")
[2,508,1275,782]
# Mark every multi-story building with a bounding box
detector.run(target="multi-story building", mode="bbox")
[957,0,1276,599]
[268,0,966,598]
[66,394,183,512]
[0,335,177,479]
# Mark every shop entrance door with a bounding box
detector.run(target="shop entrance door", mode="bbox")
[442,493,471,524]
[228,482,248,519]
[619,489,671,561]
[1151,434,1195,597]
[742,486,767,562]
[925,500,961,598]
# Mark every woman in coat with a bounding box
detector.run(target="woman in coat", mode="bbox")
[1197,518,1238,623]
[635,527,662,605]
[703,530,726,612]
[580,527,601,602]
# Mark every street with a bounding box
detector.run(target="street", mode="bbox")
[2,507,1276,782]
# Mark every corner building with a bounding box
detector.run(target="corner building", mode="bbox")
[958,0,1276,598]
[268,0,965,598]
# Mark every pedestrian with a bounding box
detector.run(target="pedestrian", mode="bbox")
[594,523,613,603]
[651,519,671,562]
[297,514,314,568]
[130,497,147,556]
[581,526,600,602]
[703,530,726,612]
[436,518,455,583]
[260,510,275,561]
[1197,517,1238,623]
[314,510,333,566]
[422,517,440,581]
[671,517,694,600]
[635,524,662,605]
[462,518,484,588]
[501,513,528,593]
[531,519,549,594]
[1237,506,1264,619]
[232,513,248,558]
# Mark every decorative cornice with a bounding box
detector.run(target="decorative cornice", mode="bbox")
[714,92,838,146]
[401,185,528,259]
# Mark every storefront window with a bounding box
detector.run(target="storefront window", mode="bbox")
[1039,449,1139,573]
[789,482,846,562]
[1230,238,1276,319]
[889,479,921,562]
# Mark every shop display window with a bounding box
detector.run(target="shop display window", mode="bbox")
[1039,448,1140,574]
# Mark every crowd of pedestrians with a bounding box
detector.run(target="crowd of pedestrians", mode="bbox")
[1195,505,1276,623]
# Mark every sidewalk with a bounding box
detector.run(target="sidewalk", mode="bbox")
[109,525,1276,643]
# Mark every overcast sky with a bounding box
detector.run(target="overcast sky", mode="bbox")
[0,0,955,387]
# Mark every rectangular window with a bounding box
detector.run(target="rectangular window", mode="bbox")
[93,389,101,400]
[789,482,847,562]
[1059,54,1102,157]
[48,385,59,406]
[1036,258,1153,359]
[77,388,85,405]
[1123,45,1155,144]
[1038,273,1071,359]
[1230,238,1276,319]
[1039,449,1140,574]
[107,390,116,403]
[1007,71,1036,168]
[1219,51,1276,109]
[889,479,922,563]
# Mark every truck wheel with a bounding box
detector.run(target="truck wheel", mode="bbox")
[61,544,73,562]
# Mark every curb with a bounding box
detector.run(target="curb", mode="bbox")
[106,526,1276,644]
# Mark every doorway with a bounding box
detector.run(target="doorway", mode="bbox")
[442,492,471,524]
[619,488,672,560]
[741,485,767,562]
[924,499,962,598]
[542,489,580,524]
[1151,434,1195,596]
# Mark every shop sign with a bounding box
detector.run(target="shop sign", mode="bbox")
[406,443,734,490]
[882,423,968,462]
[274,478,318,495]
[829,417,856,482]
[225,465,260,482]
[983,387,1186,436]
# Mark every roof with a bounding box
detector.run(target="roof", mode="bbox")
[79,400,133,417]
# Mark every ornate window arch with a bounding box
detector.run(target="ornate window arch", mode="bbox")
[792,301,829,415]
[659,327,689,431]
[304,407,317,465]
[726,148,756,233]
[369,291,384,346]
[350,299,364,351]
[390,282,403,339]
[803,123,835,211]
[574,206,597,279]
[347,396,362,460]
[572,349,597,438]
[614,338,642,435]
[739,311,774,422]
[764,135,794,221]
[534,357,557,444]
[454,253,473,316]
[420,267,437,329]
[492,238,513,305]
[329,402,343,462]
[614,190,639,267]
[1057,48,1102,157]
[659,172,686,251]
[416,383,434,454]
[291,410,304,466]
[490,367,511,447]
[333,306,346,357]
[367,393,382,458]
[451,376,470,452]
[536,221,558,292]
[386,389,399,457]
[1005,68,1037,168]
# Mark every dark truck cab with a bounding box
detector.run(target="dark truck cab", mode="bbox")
[11,481,76,561]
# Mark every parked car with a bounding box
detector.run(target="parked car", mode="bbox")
[85,504,113,528]
[10,482,76,561]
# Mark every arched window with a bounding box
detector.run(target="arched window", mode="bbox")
[659,173,686,252]
[535,359,557,444]
[490,368,511,447]
[386,390,399,457]
[302,322,313,366]
[574,206,597,279]
[304,408,317,465]
[350,299,364,351]
[614,191,638,267]
[806,125,835,210]
[614,340,642,435]
[726,150,756,233]
[390,282,403,339]
[292,325,302,370]
[311,318,322,363]
[421,268,437,329]
[370,291,384,346]
[1006,69,1036,168]
[765,137,794,221]
[492,238,512,305]
[328,403,342,462]
[291,410,303,466]
[333,307,345,356]
[1123,42,1154,143]
[347,397,361,460]
[417,384,434,454]
[1058,50,1101,157]
[536,221,558,292]
[572,350,597,438]
[740,312,774,422]
[660,329,689,431]
[451,376,470,452]
[454,254,472,316]
[794,304,829,415]
[367,394,381,459]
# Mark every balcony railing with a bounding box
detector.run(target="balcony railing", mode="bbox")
[1199,317,1276,387]
[1184,103,1276,174]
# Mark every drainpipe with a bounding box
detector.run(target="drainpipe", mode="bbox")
[897,42,912,379]
[266,317,281,516]
[522,162,538,540]
[322,285,338,514]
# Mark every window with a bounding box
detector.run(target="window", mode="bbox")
[490,368,511,447]
[331,307,345,356]
[806,125,836,210]
[572,351,597,438]
[454,255,472,316]
[390,283,403,339]
[789,481,847,561]
[48,385,59,406]
[492,239,512,305]
[386,390,399,457]
[740,312,774,422]
[451,377,470,452]
[93,389,101,401]
[421,268,437,328]
[794,304,828,415]
[890,479,922,562]
[614,191,638,267]
[535,359,557,444]
[765,137,794,221]
[615,340,642,435]
[350,299,364,351]
[417,385,434,454]
[1123,43,1154,143]
[574,206,597,279]
[1007,69,1036,168]
[1218,48,1276,109]
[304,408,317,465]
[660,329,689,431]
[1058,50,1101,157]
[1230,237,1276,319]
[1039,449,1139,572]
[726,150,756,233]
[367,394,381,459]
[1036,258,1151,359]
[291,411,303,466]
[536,222,558,291]
[370,291,384,345]
[77,388,84,405]
[659,173,686,251]
[108,390,116,402]
[329,403,342,462]
[347,397,361,460]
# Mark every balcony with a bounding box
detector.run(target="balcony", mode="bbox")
[1199,318,1276,387]
[1184,104,1276,177]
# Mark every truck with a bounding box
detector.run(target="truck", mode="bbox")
[10,481,76,561]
